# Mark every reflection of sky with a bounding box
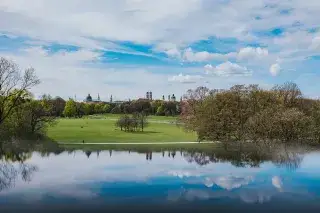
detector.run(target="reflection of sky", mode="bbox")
[1,151,320,209]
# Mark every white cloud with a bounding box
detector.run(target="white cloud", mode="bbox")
[168,73,203,84]
[204,62,252,77]
[237,47,269,61]
[179,47,269,63]
[168,188,276,204]
[153,42,182,58]
[182,48,236,62]
[310,36,320,50]
[168,170,198,178]
[269,63,281,76]
[272,176,283,191]
[204,175,253,190]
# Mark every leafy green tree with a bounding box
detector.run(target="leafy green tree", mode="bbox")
[0,57,40,125]
[151,100,163,114]
[156,104,165,116]
[63,99,77,117]
[103,104,111,113]
[94,103,105,114]
[76,102,85,118]
[83,103,94,115]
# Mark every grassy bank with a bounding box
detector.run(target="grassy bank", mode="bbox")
[48,115,197,143]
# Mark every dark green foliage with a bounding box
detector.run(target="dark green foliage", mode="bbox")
[0,95,57,140]
[62,101,111,118]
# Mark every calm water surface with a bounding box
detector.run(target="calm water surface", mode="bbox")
[1,143,320,212]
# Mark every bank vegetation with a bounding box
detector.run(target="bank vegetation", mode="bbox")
[179,84,320,144]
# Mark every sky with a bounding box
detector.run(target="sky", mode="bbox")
[0,0,320,101]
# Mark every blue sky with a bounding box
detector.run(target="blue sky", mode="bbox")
[0,0,320,100]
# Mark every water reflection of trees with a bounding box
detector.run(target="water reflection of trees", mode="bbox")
[0,139,64,192]
[73,143,310,170]
[183,143,307,170]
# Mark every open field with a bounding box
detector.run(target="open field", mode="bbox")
[48,115,197,143]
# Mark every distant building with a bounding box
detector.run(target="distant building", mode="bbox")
[85,94,92,102]
[146,91,153,100]
[84,94,104,103]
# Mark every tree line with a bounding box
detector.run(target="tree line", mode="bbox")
[48,94,181,118]
[110,99,181,116]
[179,84,320,144]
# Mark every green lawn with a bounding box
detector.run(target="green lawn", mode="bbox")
[48,116,197,143]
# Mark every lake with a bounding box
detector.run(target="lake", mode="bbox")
[1,143,320,212]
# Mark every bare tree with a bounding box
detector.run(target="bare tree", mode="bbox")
[272,81,302,108]
[183,86,210,101]
[0,57,40,124]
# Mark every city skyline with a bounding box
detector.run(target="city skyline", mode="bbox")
[79,92,181,103]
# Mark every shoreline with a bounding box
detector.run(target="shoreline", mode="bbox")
[58,141,217,145]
